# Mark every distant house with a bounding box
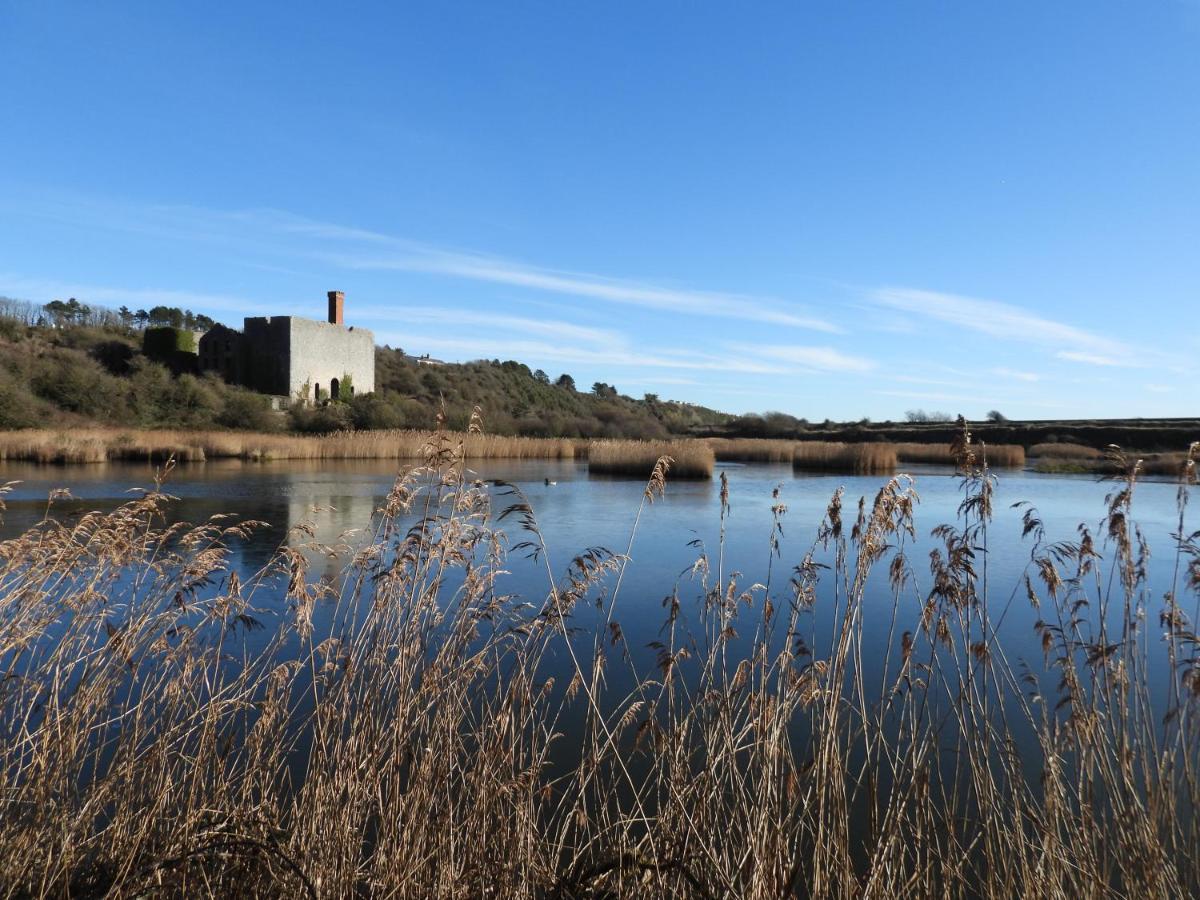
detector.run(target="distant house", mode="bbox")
[198,291,375,402]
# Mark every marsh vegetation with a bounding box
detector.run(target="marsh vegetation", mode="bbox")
[1,426,1198,896]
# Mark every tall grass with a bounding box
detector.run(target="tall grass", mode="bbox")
[587,439,714,478]
[0,427,578,464]
[1,434,1199,896]
[705,437,796,462]
[792,440,898,474]
[894,440,1026,468]
[1030,445,1193,476]
[1029,441,1104,459]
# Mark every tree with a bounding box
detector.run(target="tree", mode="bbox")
[905,408,953,423]
[533,369,550,384]
[43,300,71,327]
[118,306,134,328]
[555,374,576,391]
[986,409,1008,423]
[147,305,184,328]
[134,309,150,329]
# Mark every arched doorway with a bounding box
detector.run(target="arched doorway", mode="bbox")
[331,377,340,401]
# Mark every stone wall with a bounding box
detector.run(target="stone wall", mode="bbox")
[285,317,375,402]
[241,317,294,396]
[198,323,245,384]
[198,314,375,402]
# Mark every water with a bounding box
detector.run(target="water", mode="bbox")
[4,455,1196,878]
[2,457,1190,693]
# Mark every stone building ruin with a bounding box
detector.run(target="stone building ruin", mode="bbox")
[198,291,375,402]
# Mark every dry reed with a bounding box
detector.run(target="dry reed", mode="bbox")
[0,427,578,464]
[1032,447,1193,477]
[0,434,1198,896]
[792,440,898,474]
[705,437,796,462]
[587,439,714,478]
[1029,441,1103,459]
[894,441,1026,467]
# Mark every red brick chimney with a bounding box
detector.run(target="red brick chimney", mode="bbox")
[327,290,344,326]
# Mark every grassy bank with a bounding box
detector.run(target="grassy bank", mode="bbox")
[0,427,579,463]
[780,417,1200,453]
[0,438,1197,896]
[1032,449,1194,477]
[789,440,1026,472]
[0,308,733,438]
[4,427,1121,477]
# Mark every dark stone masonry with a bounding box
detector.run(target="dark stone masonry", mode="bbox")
[198,291,375,402]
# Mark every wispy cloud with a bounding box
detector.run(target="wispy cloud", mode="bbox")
[330,247,842,332]
[738,344,876,373]
[991,367,1040,382]
[1055,350,1135,368]
[873,287,1140,365]
[874,388,1064,409]
[376,332,793,375]
[246,209,842,331]
[0,274,259,313]
[3,195,846,334]
[889,374,961,387]
[365,306,624,349]
[638,376,699,386]
[368,306,798,377]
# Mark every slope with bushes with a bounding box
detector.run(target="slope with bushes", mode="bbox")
[321,349,732,438]
[0,316,279,432]
[0,304,731,438]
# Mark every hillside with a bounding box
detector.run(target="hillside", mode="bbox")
[0,304,733,438]
[717,416,1200,454]
[3,299,1194,450]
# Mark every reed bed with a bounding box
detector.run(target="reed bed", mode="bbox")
[1029,445,1195,477]
[705,437,796,462]
[894,441,1026,468]
[1029,441,1104,459]
[587,438,714,478]
[0,434,1198,896]
[0,427,578,464]
[792,440,898,474]
[1143,451,1193,475]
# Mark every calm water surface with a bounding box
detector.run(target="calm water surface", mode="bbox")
[1,458,1193,714]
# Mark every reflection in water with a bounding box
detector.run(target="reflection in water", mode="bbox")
[3,457,1190,693]
[1,456,1190,687]
[2,455,1197,892]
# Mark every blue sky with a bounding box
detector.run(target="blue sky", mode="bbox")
[1,1,1197,420]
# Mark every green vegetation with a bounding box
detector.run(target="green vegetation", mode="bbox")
[0,306,279,432]
[143,326,198,356]
[360,350,732,438]
[0,298,732,438]
[2,294,1196,451]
